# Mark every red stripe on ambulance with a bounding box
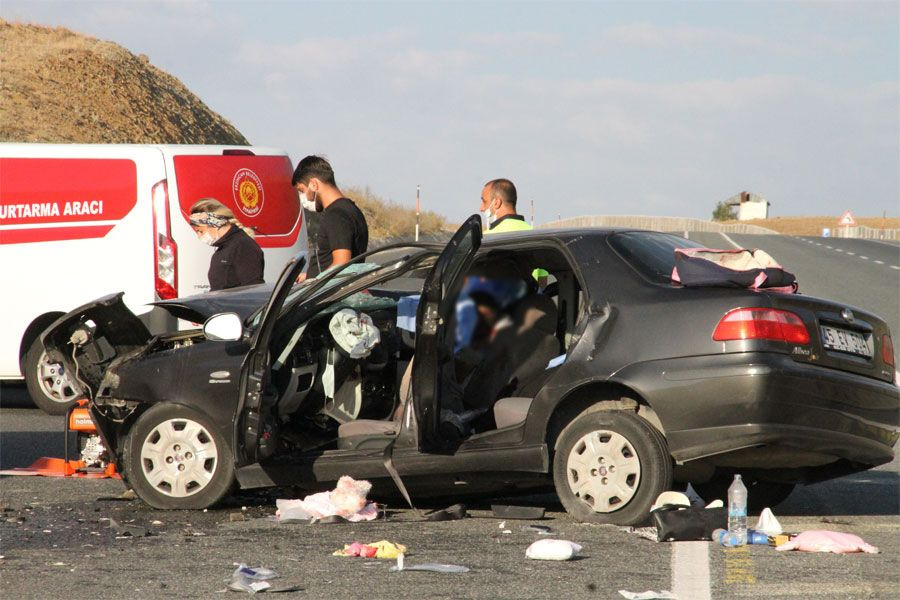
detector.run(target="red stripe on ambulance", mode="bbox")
[0,158,137,244]
[0,225,115,245]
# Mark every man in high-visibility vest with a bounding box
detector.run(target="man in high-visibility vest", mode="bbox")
[479,178,548,285]
[479,178,531,234]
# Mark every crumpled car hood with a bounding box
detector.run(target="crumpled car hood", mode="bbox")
[41,292,153,392]
[150,283,274,323]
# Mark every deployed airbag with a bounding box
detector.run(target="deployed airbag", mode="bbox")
[329,309,380,359]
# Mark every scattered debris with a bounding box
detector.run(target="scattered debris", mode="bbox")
[650,491,691,512]
[618,590,677,599]
[525,539,582,561]
[819,517,854,526]
[106,518,149,538]
[522,525,552,535]
[626,527,659,542]
[422,503,467,521]
[276,476,378,523]
[229,513,247,522]
[97,489,135,502]
[227,563,279,594]
[684,483,706,507]
[754,508,783,536]
[390,563,469,573]
[776,530,879,554]
[491,505,545,520]
[333,540,407,559]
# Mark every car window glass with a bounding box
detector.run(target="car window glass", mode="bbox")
[608,232,705,284]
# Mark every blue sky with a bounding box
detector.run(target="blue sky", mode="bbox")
[3,0,898,223]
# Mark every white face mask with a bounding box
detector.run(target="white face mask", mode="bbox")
[198,231,216,246]
[482,207,495,227]
[299,192,317,212]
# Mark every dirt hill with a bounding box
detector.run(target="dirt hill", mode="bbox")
[0,20,248,144]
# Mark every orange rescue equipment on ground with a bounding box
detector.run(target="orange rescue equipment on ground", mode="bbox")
[0,399,119,479]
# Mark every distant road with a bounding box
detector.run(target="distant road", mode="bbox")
[689,233,900,338]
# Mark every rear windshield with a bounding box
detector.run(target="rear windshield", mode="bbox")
[608,232,705,284]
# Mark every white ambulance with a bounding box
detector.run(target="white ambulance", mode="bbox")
[0,144,307,414]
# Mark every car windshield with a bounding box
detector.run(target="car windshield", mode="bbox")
[247,245,435,328]
[608,231,705,284]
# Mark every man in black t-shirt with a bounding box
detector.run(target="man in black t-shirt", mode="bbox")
[292,155,368,278]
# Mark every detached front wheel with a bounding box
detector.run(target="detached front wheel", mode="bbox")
[124,404,235,509]
[553,409,672,525]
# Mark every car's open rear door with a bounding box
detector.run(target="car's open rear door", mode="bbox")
[235,254,306,465]
[412,215,482,450]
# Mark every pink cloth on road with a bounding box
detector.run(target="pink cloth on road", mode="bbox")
[775,530,878,554]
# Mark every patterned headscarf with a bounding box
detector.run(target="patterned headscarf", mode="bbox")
[189,212,229,228]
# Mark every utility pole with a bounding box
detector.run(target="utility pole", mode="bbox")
[530,199,534,227]
[415,184,420,242]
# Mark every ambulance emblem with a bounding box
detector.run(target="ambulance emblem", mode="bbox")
[232,168,264,217]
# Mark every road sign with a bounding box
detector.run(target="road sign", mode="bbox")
[839,211,857,226]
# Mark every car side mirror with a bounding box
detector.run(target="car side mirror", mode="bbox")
[203,312,243,341]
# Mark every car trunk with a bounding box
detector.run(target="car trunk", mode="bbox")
[768,292,895,384]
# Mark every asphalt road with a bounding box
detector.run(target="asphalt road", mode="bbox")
[1,388,898,599]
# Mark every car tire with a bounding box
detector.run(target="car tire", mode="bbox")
[552,409,672,525]
[693,476,796,512]
[123,403,235,510]
[23,337,82,415]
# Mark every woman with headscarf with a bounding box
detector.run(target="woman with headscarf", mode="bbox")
[189,198,264,291]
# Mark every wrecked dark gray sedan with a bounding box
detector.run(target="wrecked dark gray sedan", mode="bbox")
[42,216,899,524]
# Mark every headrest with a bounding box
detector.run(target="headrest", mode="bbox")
[514,294,557,334]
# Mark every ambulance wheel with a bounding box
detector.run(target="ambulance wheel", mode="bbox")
[24,338,82,415]
[124,404,235,510]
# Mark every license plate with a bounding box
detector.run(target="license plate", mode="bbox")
[821,326,872,358]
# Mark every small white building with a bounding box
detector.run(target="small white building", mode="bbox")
[726,191,769,220]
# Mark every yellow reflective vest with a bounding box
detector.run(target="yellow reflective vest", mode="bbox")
[484,215,548,282]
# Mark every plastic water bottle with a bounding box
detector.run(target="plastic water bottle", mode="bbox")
[727,474,748,545]
[746,529,769,545]
[712,528,741,547]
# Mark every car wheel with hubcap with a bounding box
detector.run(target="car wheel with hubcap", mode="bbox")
[553,408,672,525]
[124,403,234,509]
[24,338,82,415]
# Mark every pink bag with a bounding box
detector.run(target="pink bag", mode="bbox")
[775,530,879,554]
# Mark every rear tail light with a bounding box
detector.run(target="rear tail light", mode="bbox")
[151,179,178,300]
[882,334,894,367]
[713,308,810,344]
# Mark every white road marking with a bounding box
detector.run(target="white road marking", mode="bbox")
[891,266,900,271]
[719,232,741,249]
[835,248,843,252]
[825,245,832,249]
[672,541,711,600]
[860,256,869,260]
[815,243,822,246]
[875,260,884,264]
[847,252,855,255]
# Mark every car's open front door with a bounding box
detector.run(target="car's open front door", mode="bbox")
[235,254,306,465]
[412,215,482,450]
